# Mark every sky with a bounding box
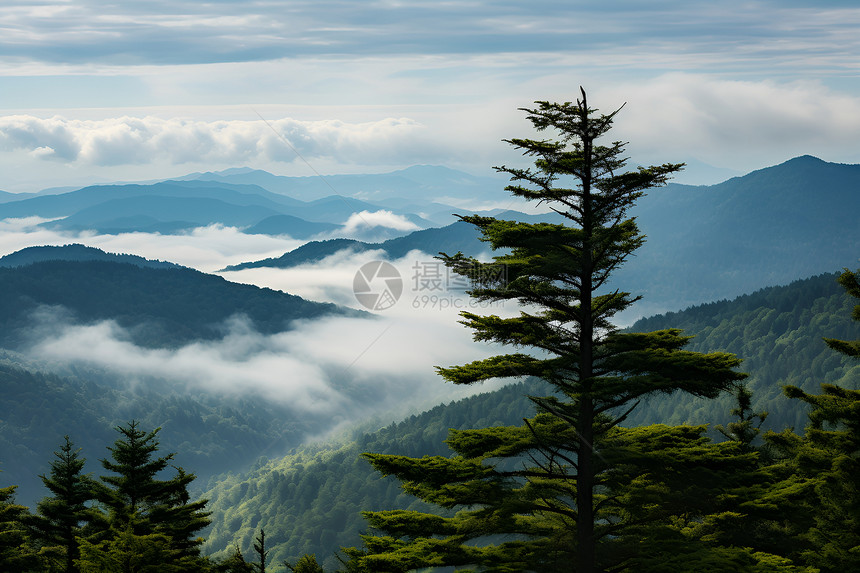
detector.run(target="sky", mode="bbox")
[2,0,860,192]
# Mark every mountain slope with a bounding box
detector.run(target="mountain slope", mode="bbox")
[184,164,506,204]
[0,248,354,349]
[615,155,860,314]
[221,220,484,271]
[221,156,860,320]
[0,244,180,269]
[199,270,859,570]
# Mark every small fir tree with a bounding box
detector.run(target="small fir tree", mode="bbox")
[30,436,97,573]
[87,421,210,570]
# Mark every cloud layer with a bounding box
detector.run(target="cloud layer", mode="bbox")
[0,115,431,167]
[2,1,858,69]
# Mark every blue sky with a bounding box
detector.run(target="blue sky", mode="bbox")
[2,0,860,191]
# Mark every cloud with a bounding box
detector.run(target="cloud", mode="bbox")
[0,218,302,273]
[24,306,510,429]
[593,74,860,172]
[3,1,859,68]
[0,115,433,168]
[0,221,517,427]
[341,211,419,233]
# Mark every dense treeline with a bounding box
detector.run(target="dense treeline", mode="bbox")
[0,422,223,572]
[0,258,350,349]
[203,379,546,571]
[626,271,858,431]
[190,267,858,571]
[0,355,312,509]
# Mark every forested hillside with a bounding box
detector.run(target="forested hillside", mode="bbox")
[626,272,859,431]
[197,270,858,571]
[0,355,318,508]
[0,254,353,349]
[202,379,547,570]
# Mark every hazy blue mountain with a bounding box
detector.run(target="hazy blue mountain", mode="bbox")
[184,164,506,204]
[0,180,298,219]
[0,190,30,204]
[0,178,438,237]
[0,244,181,269]
[221,220,484,271]
[40,195,284,233]
[244,214,339,238]
[613,155,860,316]
[223,156,859,319]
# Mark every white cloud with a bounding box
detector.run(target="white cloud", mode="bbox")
[0,115,432,168]
[602,74,860,171]
[25,307,510,427]
[0,219,301,273]
[338,211,420,237]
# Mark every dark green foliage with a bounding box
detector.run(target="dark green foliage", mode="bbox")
[626,271,858,432]
[823,269,860,358]
[202,379,543,571]
[82,421,211,570]
[0,358,311,509]
[767,268,860,572]
[0,258,350,349]
[357,92,748,572]
[29,436,98,573]
[253,529,268,573]
[214,546,254,573]
[0,484,39,572]
[0,244,180,269]
[283,553,326,573]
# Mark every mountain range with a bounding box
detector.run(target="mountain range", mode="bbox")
[214,155,860,319]
[0,156,858,569]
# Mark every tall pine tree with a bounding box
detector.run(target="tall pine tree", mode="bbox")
[358,90,750,572]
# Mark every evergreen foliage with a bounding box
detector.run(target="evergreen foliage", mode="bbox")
[203,379,543,571]
[765,268,860,572]
[356,92,748,572]
[0,484,39,572]
[80,421,211,571]
[29,436,98,573]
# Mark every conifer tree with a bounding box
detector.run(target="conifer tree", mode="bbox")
[252,529,267,573]
[358,90,749,572]
[30,436,97,573]
[770,268,860,572]
[0,482,39,572]
[87,421,210,571]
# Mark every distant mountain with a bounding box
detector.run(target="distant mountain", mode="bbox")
[0,244,180,269]
[0,179,428,237]
[0,249,356,349]
[222,156,860,319]
[613,155,860,316]
[184,164,506,205]
[221,220,484,271]
[244,214,339,238]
